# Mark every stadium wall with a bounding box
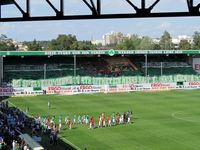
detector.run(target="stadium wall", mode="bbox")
[1,81,200,96]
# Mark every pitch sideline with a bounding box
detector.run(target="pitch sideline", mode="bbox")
[59,136,82,150]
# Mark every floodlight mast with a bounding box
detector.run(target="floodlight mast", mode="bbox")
[0,0,200,22]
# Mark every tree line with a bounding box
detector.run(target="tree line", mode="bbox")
[23,34,96,51]
[1,31,200,51]
[0,34,16,51]
[116,31,200,50]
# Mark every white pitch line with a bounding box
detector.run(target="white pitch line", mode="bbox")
[8,101,32,118]
[8,101,17,108]
[8,101,25,113]
[171,111,200,123]
[59,135,82,150]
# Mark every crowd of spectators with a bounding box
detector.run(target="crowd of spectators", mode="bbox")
[0,98,65,150]
[0,101,62,149]
[0,101,30,150]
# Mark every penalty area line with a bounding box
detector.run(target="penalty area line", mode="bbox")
[171,111,200,123]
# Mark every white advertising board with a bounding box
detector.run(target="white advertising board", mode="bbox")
[193,58,200,73]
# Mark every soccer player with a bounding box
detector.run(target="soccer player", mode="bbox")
[127,113,131,124]
[50,116,55,124]
[82,115,86,124]
[116,114,120,125]
[73,115,76,125]
[89,117,94,129]
[65,115,68,126]
[58,115,62,131]
[78,115,81,124]
[98,116,102,128]
[111,112,116,126]
[130,110,133,123]
[120,114,124,124]
[86,115,89,124]
[89,117,92,129]
[107,116,111,127]
[48,101,51,109]
[25,107,29,114]
[102,113,105,127]
[67,119,71,129]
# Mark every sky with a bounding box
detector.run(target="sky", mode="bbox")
[1,0,200,41]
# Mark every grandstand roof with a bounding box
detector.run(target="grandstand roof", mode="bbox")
[0,50,200,56]
[0,0,14,5]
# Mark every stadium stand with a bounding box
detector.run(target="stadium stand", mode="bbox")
[3,56,144,81]
[105,57,142,76]
[0,101,52,150]
[0,102,31,150]
[141,62,196,76]
[3,55,197,87]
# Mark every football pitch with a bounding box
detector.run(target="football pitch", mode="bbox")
[7,90,200,150]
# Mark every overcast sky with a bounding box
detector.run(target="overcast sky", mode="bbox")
[1,0,200,41]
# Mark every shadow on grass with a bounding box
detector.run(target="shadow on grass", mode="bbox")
[22,118,77,150]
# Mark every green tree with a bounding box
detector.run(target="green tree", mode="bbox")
[193,31,200,49]
[159,31,172,50]
[152,43,161,50]
[116,35,141,50]
[116,38,132,49]
[179,40,191,50]
[70,41,79,50]
[48,34,78,50]
[139,36,154,50]
[78,41,96,50]
[27,39,42,51]
[0,34,16,51]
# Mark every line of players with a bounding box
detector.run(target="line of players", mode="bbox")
[54,111,133,131]
[68,112,133,130]
[32,111,133,132]
[96,112,133,129]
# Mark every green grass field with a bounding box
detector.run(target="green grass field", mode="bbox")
[7,90,200,150]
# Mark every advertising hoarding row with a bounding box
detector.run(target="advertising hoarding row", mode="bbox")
[1,81,200,96]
